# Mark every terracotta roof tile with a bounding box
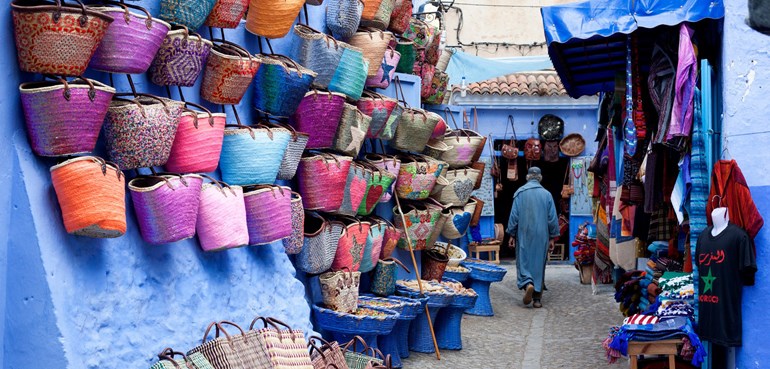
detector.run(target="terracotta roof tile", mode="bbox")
[453,71,568,97]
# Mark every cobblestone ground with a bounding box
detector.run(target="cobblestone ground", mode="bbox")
[401,262,623,368]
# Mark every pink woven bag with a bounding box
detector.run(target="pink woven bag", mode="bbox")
[243,185,293,245]
[297,153,353,212]
[331,217,371,272]
[129,174,203,245]
[165,102,226,173]
[196,177,249,251]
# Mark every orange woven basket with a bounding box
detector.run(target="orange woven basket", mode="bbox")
[50,156,126,238]
[245,0,304,38]
[361,0,385,20]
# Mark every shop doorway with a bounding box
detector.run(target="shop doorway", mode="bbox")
[492,139,570,259]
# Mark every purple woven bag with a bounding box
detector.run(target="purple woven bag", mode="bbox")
[89,4,171,74]
[291,90,347,149]
[244,185,293,245]
[20,77,115,157]
[148,26,213,87]
[129,174,203,244]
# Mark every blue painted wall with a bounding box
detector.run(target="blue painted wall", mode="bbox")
[0,1,345,367]
[722,1,770,367]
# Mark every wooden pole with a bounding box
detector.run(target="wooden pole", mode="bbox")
[393,194,441,360]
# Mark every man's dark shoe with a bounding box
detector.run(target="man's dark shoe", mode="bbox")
[523,284,534,305]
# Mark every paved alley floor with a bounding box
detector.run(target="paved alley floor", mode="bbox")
[401,262,623,369]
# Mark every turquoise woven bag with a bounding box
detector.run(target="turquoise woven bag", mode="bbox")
[219,124,291,185]
[329,44,369,101]
[159,0,217,30]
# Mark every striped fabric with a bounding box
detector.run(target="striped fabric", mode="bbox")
[623,314,659,326]
[245,327,314,369]
[689,88,708,237]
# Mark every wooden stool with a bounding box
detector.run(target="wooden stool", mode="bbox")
[548,243,565,261]
[628,339,680,369]
[469,241,500,264]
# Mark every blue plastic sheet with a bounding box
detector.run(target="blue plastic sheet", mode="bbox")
[446,51,553,86]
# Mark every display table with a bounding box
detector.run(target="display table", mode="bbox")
[628,339,680,369]
[461,260,507,316]
[312,305,398,350]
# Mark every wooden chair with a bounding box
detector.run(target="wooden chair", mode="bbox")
[468,241,501,264]
[628,339,680,369]
[548,243,565,261]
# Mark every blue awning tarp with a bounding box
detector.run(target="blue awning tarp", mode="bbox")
[541,0,724,98]
[446,51,554,86]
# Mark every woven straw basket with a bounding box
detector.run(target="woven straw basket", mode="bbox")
[196,180,249,251]
[50,156,126,238]
[20,77,115,157]
[129,174,204,244]
[348,28,394,76]
[245,0,304,38]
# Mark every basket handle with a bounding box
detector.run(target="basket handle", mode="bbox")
[382,257,410,273]
[259,120,303,142]
[264,54,305,77]
[102,1,155,29]
[183,101,214,128]
[249,316,283,331]
[393,76,409,108]
[307,340,327,360]
[43,74,97,102]
[508,115,517,145]
[201,321,231,344]
[157,348,200,369]
[51,0,89,26]
[210,39,255,65]
[342,335,372,354]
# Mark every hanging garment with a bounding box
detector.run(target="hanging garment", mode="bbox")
[667,24,698,141]
[689,88,709,238]
[696,224,757,346]
[507,179,560,293]
[647,42,677,144]
[706,160,765,240]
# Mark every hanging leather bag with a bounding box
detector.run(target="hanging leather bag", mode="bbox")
[501,115,518,160]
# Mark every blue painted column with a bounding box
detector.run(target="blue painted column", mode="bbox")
[722,1,770,367]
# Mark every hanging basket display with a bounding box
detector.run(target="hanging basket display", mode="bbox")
[325,0,363,41]
[394,39,415,74]
[252,54,317,118]
[281,191,305,254]
[245,0,304,38]
[331,218,372,272]
[422,70,449,105]
[360,0,395,30]
[297,153,353,212]
[392,107,436,153]
[370,258,409,296]
[11,0,114,76]
[294,24,346,90]
[366,154,401,203]
[348,28,394,76]
[200,40,261,105]
[357,91,398,139]
[243,185,293,245]
[264,123,309,181]
[359,217,387,272]
[148,26,213,87]
[394,154,445,200]
[50,156,126,238]
[297,212,343,274]
[196,178,249,251]
[328,43,368,101]
[336,163,371,217]
[387,0,412,34]
[219,124,291,185]
[438,117,485,168]
[89,4,170,74]
[129,174,204,245]
[365,47,400,89]
[165,102,226,174]
[393,202,443,251]
[357,165,396,216]
[103,95,184,170]
[20,77,115,157]
[204,0,249,29]
[292,90,347,149]
[158,0,216,31]
[441,200,476,239]
[333,104,372,157]
[320,268,361,313]
[431,167,480,206]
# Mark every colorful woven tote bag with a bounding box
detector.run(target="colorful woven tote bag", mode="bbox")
[320,268,361,313]
[294,24,346,89]
[331,218,372,271]
[282,191,305,254]
[165,102,226,173]
[252,54,317,117]
[337,163,371,217]
[297,153,353,212]
[333,104,372,157]
[196,178,249,252]
[394,155,445,200]
[204,0,250,28]
[370,257,409,296]
[243,185,293,245]
[297,212,342,274]
[292,90,347,149]
[200,40,261,105]
[148,27,213,86]
[159,0,216,30]
[129,174,203,245]
[219,124,291,185]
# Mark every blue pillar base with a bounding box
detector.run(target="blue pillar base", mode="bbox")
[434,306,465,350]
[408,306,441,353]
[378,329,403,368]
[394,319,412,358]
[465,279,494,316]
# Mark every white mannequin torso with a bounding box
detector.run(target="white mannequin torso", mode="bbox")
[711,207,730,236]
